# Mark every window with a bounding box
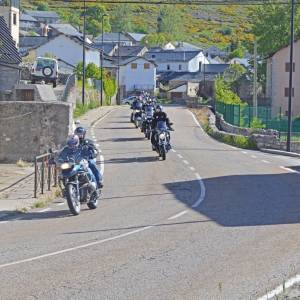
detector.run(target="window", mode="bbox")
[285,62,295,72]
[131,63,137,69]
[144,63,150,69]
[167,65,170,70]
[13,13,17,25]
[284,87,294,97]
[179,64,182,71]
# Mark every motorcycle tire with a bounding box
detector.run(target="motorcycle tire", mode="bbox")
[161,148,166,161]
[147,131,151,140]
[66,184,81,215]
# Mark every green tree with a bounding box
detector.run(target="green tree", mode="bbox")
[37,2,49,11]
[75,62,83,79]
[86,63,100,79]
[157,5,183,40]
[141,32,172,47]
[103,74,117,105]
[111,4,133,32]
[215,76,242,104]
[250,1,300,56]
[85,5,111,38]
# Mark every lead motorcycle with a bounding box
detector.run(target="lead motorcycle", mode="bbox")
[57,150,99,215]
[153,120,172,160]
[142,106,154,139]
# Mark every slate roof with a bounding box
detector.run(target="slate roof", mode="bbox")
[0,17,21,64]
[174,42,202,52]
[114,45,146,57]
[91,42,117,55]
[19,36,48,48]
[118,56,156,66]
[49,23,81,36]
[144,50,201,63]
[94,32,130,43]
[204,64,230,74]
[126,32,146,42]
[20,13,38,22]
[25,10,59,20]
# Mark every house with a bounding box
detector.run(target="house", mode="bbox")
[118,57,156,95]
[91,42,117,56]
[230,57,250,68]
[125,32,146,45]
[0,16,21,93]
[19,36,48,56]
[205,45,228,59]
[173,41,202,52]
[20,13,39,31]
[94,32,132,46]
[48,23,81,38]
[162,42,176,50]
[0,0,19,47]
[166,82,199,100]
[29,34,101,67]
[113,45,148,60]
[144,50,209,73]
[25,10,59,24]
[266,39,300,116]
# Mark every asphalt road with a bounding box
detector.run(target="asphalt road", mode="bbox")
[1,106,300,300]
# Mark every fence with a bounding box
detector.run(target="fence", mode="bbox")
[34,152,58,198]
[215,101,300,136]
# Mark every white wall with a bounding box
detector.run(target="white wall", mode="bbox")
[36,35,100,67]
[0,6,19,47]
[119,58,156,92]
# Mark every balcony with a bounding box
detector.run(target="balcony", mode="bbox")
[0,0,20,9]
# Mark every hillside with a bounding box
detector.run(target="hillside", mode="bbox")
[20,0,255,50]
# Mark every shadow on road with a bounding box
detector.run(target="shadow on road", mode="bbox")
[99,127,135,130]
[105,156,158,164]
[164,170,300,227]
[102,137,145,142]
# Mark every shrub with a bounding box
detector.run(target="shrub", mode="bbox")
[250,117,266,129]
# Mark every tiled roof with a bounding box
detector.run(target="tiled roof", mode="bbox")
[0,17,21,64]
[91,42,117,55]
[126,32,146,42]
[114,45,146,57]
[174,42,202,52]
[204,64,230,73]
[49,23,81,36]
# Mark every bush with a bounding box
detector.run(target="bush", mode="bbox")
[250,117,266,129]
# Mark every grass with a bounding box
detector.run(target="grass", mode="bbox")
[73,100,101,118]
[191,107,257,150]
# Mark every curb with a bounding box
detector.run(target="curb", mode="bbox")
[260,148,300,158]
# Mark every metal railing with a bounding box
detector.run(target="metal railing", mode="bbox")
[34,152,58,198]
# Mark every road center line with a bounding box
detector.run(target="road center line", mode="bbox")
[242,151,248,154]
[38,208,51,213]
[251,155,257,159]
[190,166,195,171]
[183,160,189,165]
[177,154,183,159]
[0,226,154,270]
[57,203,65,206]
[171,149,176,153]
[168,210,188,220]
[262,160,270,164]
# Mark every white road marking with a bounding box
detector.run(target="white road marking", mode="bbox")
[99,155,105,176]
[183,160,189,165]
[280,166,300,174]
[229,145,238,150]
[171,149,176,153]
[242,151,248,154]
[177,154,183,159]
[57,202,65,206]
[0,225,153,269]
[38,208,51,213]
[262,160,270,164]
[95,143,100,147]
[192,173,206,208]
[168,210,188,220]
[251,155,257,159]
[189,110,204,132]
[0,221,8,224]
[257,274,300,300]
[190,166,195,171]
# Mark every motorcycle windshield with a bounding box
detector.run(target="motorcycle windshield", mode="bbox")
[145,107,154,117]
[156,121,168,131]
[57,147,82,164]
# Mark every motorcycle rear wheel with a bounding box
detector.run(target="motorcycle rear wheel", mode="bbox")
[66,184,81,215]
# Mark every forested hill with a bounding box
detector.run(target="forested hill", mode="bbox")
[22,0,255,50]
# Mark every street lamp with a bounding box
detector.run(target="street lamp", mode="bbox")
[82,0,86,105]
[100,13,108,106]
[287,0,295,152]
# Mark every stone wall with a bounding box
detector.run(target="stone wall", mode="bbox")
[0,64,20,91]
[61,74,77,106]
[0,101,73,162]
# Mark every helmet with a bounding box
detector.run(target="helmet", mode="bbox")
[74,126,86,142]
[67,134,79,149]
[156,104,163,112]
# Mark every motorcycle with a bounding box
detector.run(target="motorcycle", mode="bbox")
[57,150,99,215]
[134,109,143,129]
[153,121,172,160]
[142,106,154,139]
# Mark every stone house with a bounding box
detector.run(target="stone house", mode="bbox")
[266,39,300,117]
[0,16,21,93]
[166,82,199,100]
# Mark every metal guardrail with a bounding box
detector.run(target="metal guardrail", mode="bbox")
[34,152,58,198]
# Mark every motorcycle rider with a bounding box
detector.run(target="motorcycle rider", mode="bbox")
[74,126,103,189]
[151,105,173,150]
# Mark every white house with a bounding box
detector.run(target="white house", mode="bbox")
[266,39,300,117]
[144,50,209,73]
[31,34,101,67]
[118,57,156,94]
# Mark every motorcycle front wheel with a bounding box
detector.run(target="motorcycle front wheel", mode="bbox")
[160,146,166,161]
[66,184,81,215]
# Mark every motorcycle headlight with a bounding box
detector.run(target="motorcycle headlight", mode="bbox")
[60,163,72,170]
[80,159,89,170]
[159,133,166,140]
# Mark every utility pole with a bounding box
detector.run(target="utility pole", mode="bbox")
[82,0,86,105]
[100,14,107,106]
[253,40,258,119]
[287,0,295,152]
[117,32,120,105]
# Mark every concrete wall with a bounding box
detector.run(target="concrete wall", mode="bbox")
[267,39,300,117]
[0,64,20,91]
[0,101,73,162]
